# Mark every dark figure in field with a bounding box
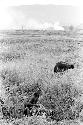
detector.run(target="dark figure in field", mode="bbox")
[29,89,41,105]
[54,61,74,73]
[24,89,41,116]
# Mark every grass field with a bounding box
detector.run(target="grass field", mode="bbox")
[0,30,83,125]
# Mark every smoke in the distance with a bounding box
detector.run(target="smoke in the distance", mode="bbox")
[24,19,64,30]
[0,7,64,30]
[0,4,79,30]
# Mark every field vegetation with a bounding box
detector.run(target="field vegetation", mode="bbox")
[0,30,83,125]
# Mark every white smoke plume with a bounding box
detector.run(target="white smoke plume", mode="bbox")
[26,19,64,30]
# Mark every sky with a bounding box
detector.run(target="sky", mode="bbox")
[0,0,83,30]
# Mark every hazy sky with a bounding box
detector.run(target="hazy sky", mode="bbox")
[7,5,80,29]
[0,0,83,7]
[0,0,82,29]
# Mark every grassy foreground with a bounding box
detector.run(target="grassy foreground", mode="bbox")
[0,30,83,125]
